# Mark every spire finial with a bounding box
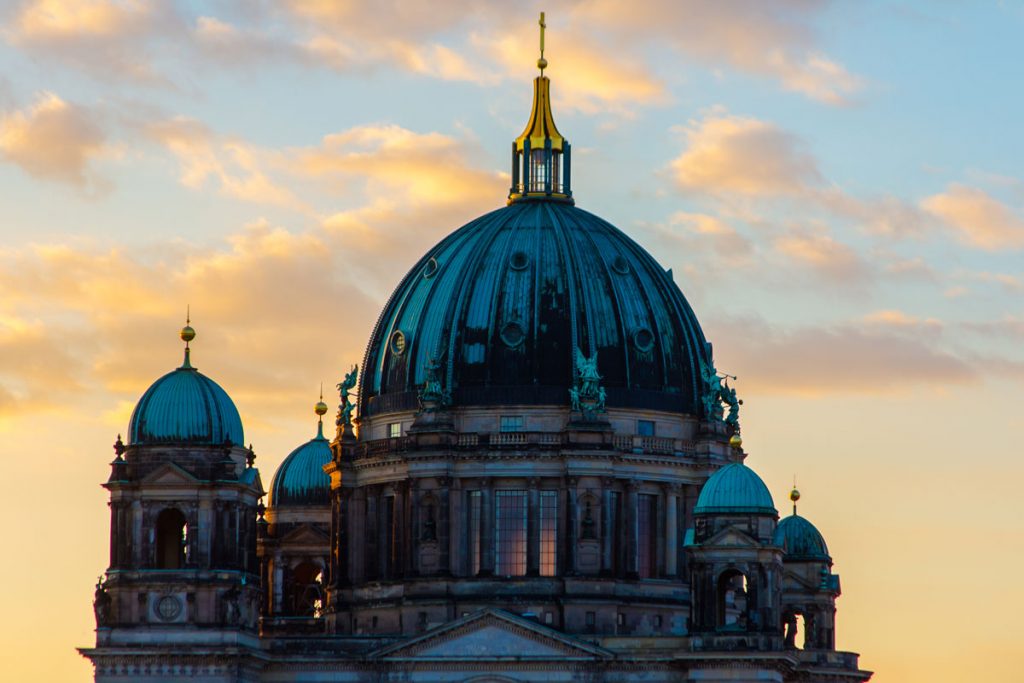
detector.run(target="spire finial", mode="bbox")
[314,383,329,438]
[789,476,800,516]
[179,306,196,369]
[537,12,547,74]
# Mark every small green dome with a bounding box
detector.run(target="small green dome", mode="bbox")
[774,514,830,560]
[268,423,332,507]
[694,462,777,515]
[128,361,244,446]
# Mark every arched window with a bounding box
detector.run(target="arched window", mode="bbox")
[287,561,324,617]
[155,508,187,569]
[717,569,748,629]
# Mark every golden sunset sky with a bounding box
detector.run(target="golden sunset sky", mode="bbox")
[1,2,1022,681]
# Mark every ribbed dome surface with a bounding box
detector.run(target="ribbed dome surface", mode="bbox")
[694,463,777,515]
[269,424,333,507]
[360,201,711,416]
[774,514,830,560]
[128,360,244,446]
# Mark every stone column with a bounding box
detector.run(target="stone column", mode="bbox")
[130,499,143,567]
[440,477,452,575]
[625,480,639,578]
[527,480,540,576]
[601,481,614,576]
[272,553,284,614]
[665,484,679,577]
[198,499,212,568]
[566,478,579,575]
[480,479,494,576]
[350,488,366,583]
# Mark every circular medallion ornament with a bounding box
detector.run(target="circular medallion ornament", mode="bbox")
[500,322,526,348]
[155,595,182,622]
[633,327,655,352]
[390,330,407,355]
[423,257,439,279]
[509,251,530,270]
[611,255,630,275]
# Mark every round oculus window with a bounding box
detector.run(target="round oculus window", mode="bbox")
[633,327,655,352]
[611,255,630,275]
[509,251,530,270]
[155,595,182,621]
[500,322,526,348]
[423,257,439,279]
[390,330,407,355]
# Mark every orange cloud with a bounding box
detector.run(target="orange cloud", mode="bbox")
[5,0,172,82]
[708,315,976,396]
[580,0,862,104]
[0,92,108,188]
[773,229,868,282]
[671,113,820,195]
[921,183,1024,250]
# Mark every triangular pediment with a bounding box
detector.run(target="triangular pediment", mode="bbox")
[704,525,762,548]
[279,523,330,545]
[141,462,199,486]
[372,608,611,660]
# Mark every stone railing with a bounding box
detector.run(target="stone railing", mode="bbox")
[614,435,696,456]
[796,649,863,670]
[353,432,696,458]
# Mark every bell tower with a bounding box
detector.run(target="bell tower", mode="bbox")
[81,321,264,682]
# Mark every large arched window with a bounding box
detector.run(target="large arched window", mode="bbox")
[495,491,527,576]
[155,508,187,569]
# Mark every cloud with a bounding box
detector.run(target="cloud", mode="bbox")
[0,92,109,189]
[143,116,306,210]
[773,229,869,282]
[921,183,1024,250]
[480,27,668,115]
[579,0,863,105]
[708,315,976,396]
[670,113,821,195]
[290,124,505,206]
[4,0,175,82]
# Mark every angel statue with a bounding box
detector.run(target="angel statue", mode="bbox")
[336,365,358,426]
[574,347,601,400]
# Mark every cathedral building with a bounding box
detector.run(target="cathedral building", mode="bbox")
[80,18,871,683]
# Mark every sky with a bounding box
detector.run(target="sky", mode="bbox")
[0,1,1022,680]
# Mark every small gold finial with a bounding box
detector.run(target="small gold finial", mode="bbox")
[179,306,195,368]
[790,477,800,515]
[729,432,742,449]
[537,12,547,73]
[180,305,196,344]
[315,382,328,417]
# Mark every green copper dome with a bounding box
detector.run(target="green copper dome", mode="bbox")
[268,423,333,507]
[127,353,244,446]
[774,514,830,560]
[694,463,777,515]
[359,201,712,417]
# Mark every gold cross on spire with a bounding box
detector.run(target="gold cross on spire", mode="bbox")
[537,12,548,74]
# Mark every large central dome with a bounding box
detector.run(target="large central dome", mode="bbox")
[359,200,711,418]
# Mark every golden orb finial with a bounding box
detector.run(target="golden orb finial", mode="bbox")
[315,382,328,417]
[180,305,195,343]
[790,487,801,503]
[729,432,742,449]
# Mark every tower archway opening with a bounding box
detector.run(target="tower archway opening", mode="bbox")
[717,569,749,629]
[156,508,187,569]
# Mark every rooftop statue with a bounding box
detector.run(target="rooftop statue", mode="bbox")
[336,365,358,427]
[418,356,451,412]
[571,347,606,417]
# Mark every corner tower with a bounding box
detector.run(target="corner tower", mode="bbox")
[81,321,264,681]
